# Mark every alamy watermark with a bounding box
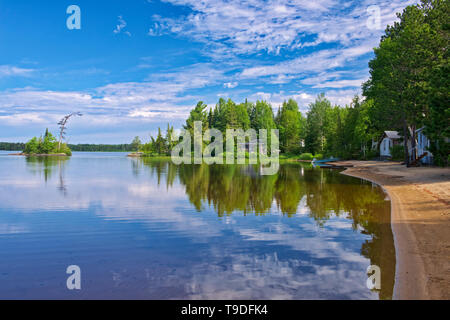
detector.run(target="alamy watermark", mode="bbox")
[66,265,81,290]
[66,5,81,30]
[366,265,381,290]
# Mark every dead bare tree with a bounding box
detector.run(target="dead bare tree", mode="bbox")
[58,112,82,151]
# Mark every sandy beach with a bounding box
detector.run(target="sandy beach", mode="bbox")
[332,161,450,300]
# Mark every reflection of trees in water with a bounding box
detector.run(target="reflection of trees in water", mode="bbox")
[136,159,396,299]
[25,156,69,196]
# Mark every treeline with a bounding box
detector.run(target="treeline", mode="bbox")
[68,144,134,152]
[1,141,137,152]
[2,142,135,152]
[137,95,377,160]
[0,142,25,151]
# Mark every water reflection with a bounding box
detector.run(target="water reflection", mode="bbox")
[25,156,69,196]
[0,154,395,299]
[136,159,396,299]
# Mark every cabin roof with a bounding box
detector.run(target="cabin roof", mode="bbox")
[384,131,401,139]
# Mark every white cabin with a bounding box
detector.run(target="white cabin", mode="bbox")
[379,128,434,164]
[414,127,433,164]
[379,131,401,157]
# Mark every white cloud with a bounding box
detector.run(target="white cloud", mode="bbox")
[240,44,374,79]
[313,78,368,88]
[0,65,35,78]
[153,0,415,56]
[113,16,132,36]
[0,63,225,131]
[223,82,238,89]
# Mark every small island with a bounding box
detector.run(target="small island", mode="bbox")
[12,112,82,157]
[15,128,72,156]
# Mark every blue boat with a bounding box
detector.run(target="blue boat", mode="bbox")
[311,157,340,168]
[312,157,340,164]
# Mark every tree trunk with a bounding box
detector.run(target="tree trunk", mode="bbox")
[402,115,410,167]
[411,125,417,163]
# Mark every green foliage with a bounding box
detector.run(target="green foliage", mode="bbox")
[360,149,379,161]
[40,130,57,154]
[305,94,332,155]
[185,101,209,132]
[24,130,71,156]
[249,100,276,132]
[145,94,384,161]
[58,144,72,156]
[390,145,405,161]
[140,124,176,156]
[422,0,450,166]
[130,136,142,152]
[69,144,133,152]
[0,142,25,151]
[276,99,305,154]
[299,153,314,160]
[24,137,39,154]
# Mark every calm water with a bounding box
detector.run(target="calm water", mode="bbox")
[0,151,395,299]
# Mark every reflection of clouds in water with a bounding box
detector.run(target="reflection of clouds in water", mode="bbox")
[95,208,373,299]
[0,179,42,187]
[296,196,311,215]
[238,220,367,262]
[0,171,223,237]
[0,224,28,234]
[183,252,376,300]
[127,183,185,199]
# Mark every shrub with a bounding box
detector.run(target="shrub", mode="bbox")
[360,149,378,160]
[299,153,314,160]
[24,137,39,154]
[58,143,72,156]
[390,145,405,161]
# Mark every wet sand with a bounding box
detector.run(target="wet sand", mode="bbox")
[332,161,450,300]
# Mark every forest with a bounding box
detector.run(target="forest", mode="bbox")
[137,96,376,162]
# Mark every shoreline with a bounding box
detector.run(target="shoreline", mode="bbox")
[331,161,450,300]
[8,153,69,157]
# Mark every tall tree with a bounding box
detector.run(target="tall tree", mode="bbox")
[153,128,167,155]
[249,100,276,132]
[184,101,209,133]
[165,124,175,154]
[363,0,448,165]
[276,99,305,154]
[305,94,332,155]
[422,0,450,166]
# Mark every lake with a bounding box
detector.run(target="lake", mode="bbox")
[0,151,395,299]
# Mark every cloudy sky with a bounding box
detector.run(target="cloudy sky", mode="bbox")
[0,0,416,143]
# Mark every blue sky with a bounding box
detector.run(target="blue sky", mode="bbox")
[0,0,416,143]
